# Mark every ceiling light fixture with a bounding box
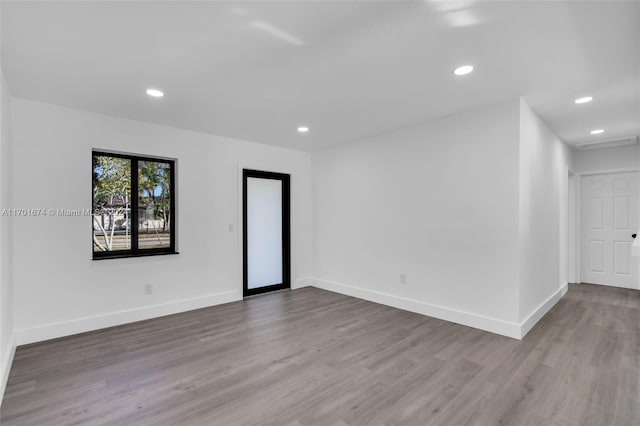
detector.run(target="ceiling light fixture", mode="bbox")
[453,65,474,76]
[297,126,309,133]
[590,129,604,135]
[574,96,593,104]
[146,89,164,98]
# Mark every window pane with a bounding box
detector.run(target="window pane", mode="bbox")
[92,155,132,252]
[138,161,172,249]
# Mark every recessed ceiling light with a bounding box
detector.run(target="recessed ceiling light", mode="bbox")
[574,96,593,104]
[590,129,604,135]
[297,126,309,133]
[146,89,164,98]
[453,65,474,76]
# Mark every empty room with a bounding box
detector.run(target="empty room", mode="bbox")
[0,1,639,425]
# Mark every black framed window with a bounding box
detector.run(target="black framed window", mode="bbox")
[92,151,176,259]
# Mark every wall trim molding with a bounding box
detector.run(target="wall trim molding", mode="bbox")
[310,278,523,339]
[309,278,569,340]
[0,333,16,407]
[578,167,640,176]
[15,290,242,346]
[580,281,640,291]
[292,276,313,289]
[519,282,569,338]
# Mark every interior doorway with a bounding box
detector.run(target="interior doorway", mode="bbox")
[580,171,639,289]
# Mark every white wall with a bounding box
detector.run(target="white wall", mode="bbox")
[573,144,640,173]
[0,69,15,401]
[312,99,522,336]
[10,98,312,344]
[4,93,580,351]
[518,99,573,327]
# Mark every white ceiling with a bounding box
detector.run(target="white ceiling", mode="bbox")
[1,1,638,152]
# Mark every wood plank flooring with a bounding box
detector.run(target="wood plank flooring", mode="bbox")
[1,283,639,425]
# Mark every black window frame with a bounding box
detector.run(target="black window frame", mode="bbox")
[92,150,177,260]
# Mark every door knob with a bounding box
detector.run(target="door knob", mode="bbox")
[633,234,637,239]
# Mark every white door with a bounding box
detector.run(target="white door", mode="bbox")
[581,171,639,289]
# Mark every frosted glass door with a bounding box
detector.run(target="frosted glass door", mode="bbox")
[247,177,283,289]
[243,170,290,296]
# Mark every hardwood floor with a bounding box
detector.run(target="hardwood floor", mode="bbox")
[1,283,639,425]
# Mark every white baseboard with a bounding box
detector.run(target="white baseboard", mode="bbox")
[310,278,569,340]
[292,276,313,289]
[580,281,640,291]
[0,333,16,407]
[15,290,242,346]
[14,277,315,346]
[310,278,523,339]
[519,283,568,338]
[11,277,570,348]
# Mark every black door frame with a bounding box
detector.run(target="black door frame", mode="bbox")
[242,169,291,297]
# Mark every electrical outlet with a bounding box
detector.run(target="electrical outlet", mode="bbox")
[144,283,153,295]
[400,273,407,284]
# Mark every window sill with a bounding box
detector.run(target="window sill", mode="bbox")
[92,251,180,261]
